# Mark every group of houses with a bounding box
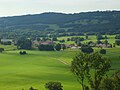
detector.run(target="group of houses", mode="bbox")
[0,38,113,49]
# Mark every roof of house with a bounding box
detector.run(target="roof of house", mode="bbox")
[1,39,13,42]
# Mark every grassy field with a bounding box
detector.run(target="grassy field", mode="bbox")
[0,47,120,90]
[0,44,17,51]
[0,35,119,90]
[0,50,81,90]
[57,35,116,44]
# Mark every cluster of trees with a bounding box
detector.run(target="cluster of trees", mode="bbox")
[81,46,94,54]
[115,35,120,46]
[96,34,108,40]
[115,40,120,46]
[101,70,120,90]
[115,34,120,39]
[38,44,54,51]
[0,48,4,53]
[0,11,120,38]
[19,51,27,55]
[38,43,66,51]
[84,39,113,48]
[45,81,63,90]
[0,41,12,45]
[71,52,111,90]
[22,81,63,90]
[99,49,106,54]
[65,37,85,46]
[17,37,32,50]
[71,37,84,42]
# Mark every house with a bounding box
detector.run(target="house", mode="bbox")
[1,39,13,43]
[96,44,112,48]
[0,39,14,45]
[67,44,75,48]
[39,40,55,45]
[71,46,81,49]
[32,40,55,46]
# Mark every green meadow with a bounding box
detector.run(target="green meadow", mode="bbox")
[57,35,116,44]
[0,47,120,90]
[0,35,120,90]
[0,50,81,90]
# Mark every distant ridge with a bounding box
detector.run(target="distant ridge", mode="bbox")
[0,11,120,38]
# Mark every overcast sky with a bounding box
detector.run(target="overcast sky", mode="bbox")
[0,0,120,17]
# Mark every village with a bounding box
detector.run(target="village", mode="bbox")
[0,34,114,51]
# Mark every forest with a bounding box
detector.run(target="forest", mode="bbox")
[0,11,120,38]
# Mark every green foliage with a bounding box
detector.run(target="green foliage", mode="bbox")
[101,76,115,90]
[38,44,54,51]
[71,52,111,90]
[103,40,108,46]
[29,86,37,90]
[96,40,102,44]
[104,35,108,39]
[115,40,120,46]
[0,48,4,53]
[115,34,120,39]
[67,38,70,41]
[61,44,66,50]
[87,52,111,90]
[96,33,103,40]
[1,11,120,38]
[81,46,94,54]
[71,37,84,42]
[99,49,106,54]
[101,70,120,90]
[59,39,65,43]
[19,51,27,55]
[55,43,61,51]
[17,37,32,50]
[52,37,58,41]
[71,52,89,90]
[36,37,41,42]
[45,81,63,90]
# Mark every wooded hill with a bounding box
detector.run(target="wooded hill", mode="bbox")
[0,11,120,38]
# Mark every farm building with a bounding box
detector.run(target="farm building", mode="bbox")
[32,40,55,46]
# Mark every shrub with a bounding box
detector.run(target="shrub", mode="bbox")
[0,48,4,53]
[45,81,63,90]
[38,44,54,51]
[99,49,106,54]
[19,51,27,55]
[81,46,94,54]
[29,87,37,90]
[1,41,12,45]
[101,70,120,90]
[115,40,120,46]
[55,43,61,51]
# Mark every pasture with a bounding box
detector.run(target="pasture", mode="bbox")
[0,50,81,90]
[0,47,120,90]
[0,34,119,90]
[57,35,116,44]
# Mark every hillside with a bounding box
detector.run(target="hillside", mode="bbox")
[0,11,120,38]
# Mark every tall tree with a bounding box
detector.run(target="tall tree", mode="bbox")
[17,37,32,50]
[87,52,111,90]
[55,43,61,51]
[71,53,89,90]
[101,70,120,90]
[96,33,103,40]
[71,52,111,90]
